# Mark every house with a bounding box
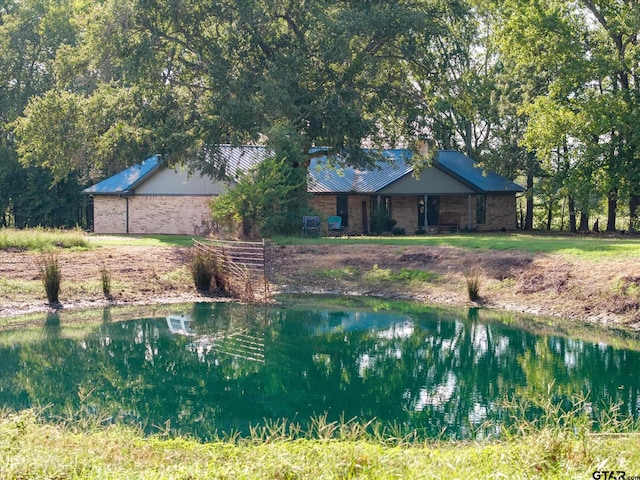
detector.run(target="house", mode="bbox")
[309,149,524,235]
[83,147,523,235]
[82,146,270,235]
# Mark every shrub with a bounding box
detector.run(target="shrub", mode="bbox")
[37,252,61,304]
[392,227,405,235]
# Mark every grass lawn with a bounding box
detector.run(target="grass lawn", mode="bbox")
[273,231,640,259]
[4,227,640,259]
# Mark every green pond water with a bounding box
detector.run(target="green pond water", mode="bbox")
[1,297,640,440]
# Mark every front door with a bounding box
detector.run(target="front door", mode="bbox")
[427,196,439,227]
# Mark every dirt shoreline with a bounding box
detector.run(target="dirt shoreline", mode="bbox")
[1,243,639,330]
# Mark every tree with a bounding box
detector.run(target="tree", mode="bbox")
[0,0,90,227]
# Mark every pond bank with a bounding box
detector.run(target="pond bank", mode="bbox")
[1,242,639,332]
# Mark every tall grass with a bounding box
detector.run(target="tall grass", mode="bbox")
[36,252,61,304]
[100,265,112,299]
[465,265,482,301]
[189,249,215,292]
[0,227,89,251]
[2,399,640,479]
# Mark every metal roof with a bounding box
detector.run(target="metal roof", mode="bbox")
[435,151,524,193]
[308,149,524,194]
[82,155,161,195]
[82,146,271,195]
[207,145,272,179]
[83,147,524,196]
[308,150,413,193]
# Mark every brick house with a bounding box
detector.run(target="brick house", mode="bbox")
[83,147,523,235]
[309,149,524,235]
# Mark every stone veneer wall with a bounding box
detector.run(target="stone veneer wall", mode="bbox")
[93,195,214,235]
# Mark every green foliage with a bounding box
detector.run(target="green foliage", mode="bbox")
[1,406,640,478]
[364,264,440,285]
[37,252,61,304]
[211,154,311,237]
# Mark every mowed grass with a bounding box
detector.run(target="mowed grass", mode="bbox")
[272,232,640,259]
[3,227,640,260]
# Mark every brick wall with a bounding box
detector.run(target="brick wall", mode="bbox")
[93,197,127,234]
[481,194,518,231]
[310,195,370,234]
[311,193,518,234]
[93,195,214,235]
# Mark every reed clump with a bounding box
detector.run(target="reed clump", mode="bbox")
[37,252,61,304]
[465,265,482,302]
[100,265,112,299]
[189,249,216,292]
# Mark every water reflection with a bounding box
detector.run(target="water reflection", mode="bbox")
[1,301,640,441]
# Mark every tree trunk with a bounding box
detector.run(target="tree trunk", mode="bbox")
[546,201,553,230]
[568,195,577,233]
[629,195,640,233]
[579,210,589,231]
[524,169,534,230]
[606,189,618,232]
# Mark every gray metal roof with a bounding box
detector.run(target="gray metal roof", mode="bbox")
[207,145,272,179]
[309,150,413,193]
[308,149,524,194]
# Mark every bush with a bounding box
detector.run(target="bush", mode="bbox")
[37,252,61,304]
[392,227,405,235]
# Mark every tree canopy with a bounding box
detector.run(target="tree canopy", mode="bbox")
[3,0,640,231]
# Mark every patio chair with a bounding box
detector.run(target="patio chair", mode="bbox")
[302,216,320,236]
[328,216,348,236]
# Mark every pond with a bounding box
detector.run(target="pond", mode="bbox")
[1,297,640,441]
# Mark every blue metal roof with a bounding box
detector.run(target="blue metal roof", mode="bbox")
[435,151,524,193]
[83,155,161,195]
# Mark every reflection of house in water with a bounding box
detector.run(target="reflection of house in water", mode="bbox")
[166,314,264,364]
[166,314,196,336]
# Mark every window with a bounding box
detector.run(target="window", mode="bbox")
[337,195,349,226]
[476,195,486,224]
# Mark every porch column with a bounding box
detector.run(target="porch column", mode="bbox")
[467,194,472,230]
[424,194,429,233]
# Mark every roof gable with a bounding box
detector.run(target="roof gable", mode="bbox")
[83,155,161,195]
[83,146,270,195]
[435,151,524,193]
